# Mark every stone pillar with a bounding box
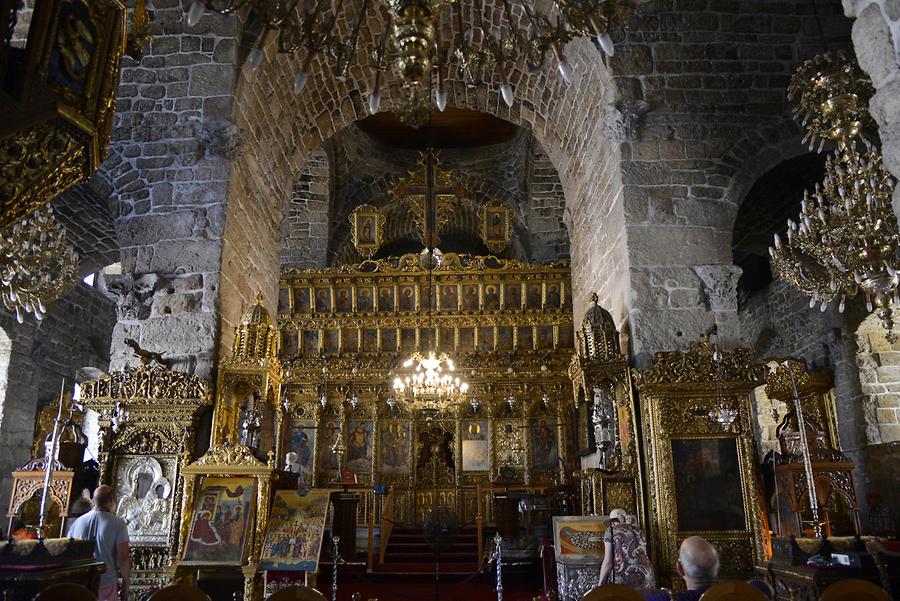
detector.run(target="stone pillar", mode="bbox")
[97,1,243,379]
[842,1,900,223]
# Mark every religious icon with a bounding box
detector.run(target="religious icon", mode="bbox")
[462,421,489,472]
[380,329,396,352]
[480,202,513,253]
[380,421,412,474]
[461,284,479,311]
[286,420,317,484]
[346,421,373,472]
[323,330,339,354]
[439,327,455,351]
[517,326,533,350]
[547,283,561,308]
[335,288,352,312]
[497,327,513,350]
[278,287,290,313]
[552,516,609,562]
[484,285,500,310]
[314,288,331,313]
[293,288,311,314]
[361,328,378,352]
[260,490,330,572]
[458,328,475,351]
[113,455,176,545]
[478,327,494,351]
[420,328,435,350]
[537,325,554,349]
[558,325,574,349]
[440,284,458,311]
[421,284,434,310]
[320,421,340,471]
[527,283,543,309]
[504,283,522,309]
[342,329,358,353]
[357,287,374,312]
[183,477,255,564]
[378,286,395,312]
[400,328,416,352]
[398,285,416,311]
[530,418,559,471]
[281,331,298,357]
[671,438,747,531]
[302,330,319,355]
[349,204,384,259]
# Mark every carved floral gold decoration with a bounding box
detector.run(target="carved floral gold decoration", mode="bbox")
[0,205,79,323]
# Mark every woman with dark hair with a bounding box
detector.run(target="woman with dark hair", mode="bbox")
[598,508,655,589]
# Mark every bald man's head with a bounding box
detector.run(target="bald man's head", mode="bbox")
[677,536,719,588]
[93,485,115,510]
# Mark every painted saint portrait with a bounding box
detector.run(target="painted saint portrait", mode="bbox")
[302,330,319,355]
[114,455,176,545]
[439,327,455,351]
[398,285,416,311]
[671,438,746,532]
[360,328,377,352]
[293,288,311,314]
[359,216,376,244]
[342,329,358,353]
[314,288,331,313]
[400,328,416,352]
[462,421,489,472]
[517,327,533,351]
[349,204,383,258]
[378,286,395,312]
[547,283,561,308]
[440,284,458,311]
[183,477,255,564]
[278,288,290,313]
[346,420,374,473]
[481,203,512,252]
[281,330,298,357]
[286,420,317,484]
[530,418,559,471]
[323,330,339,354]
[462,285,479,311]
[537,325,554,349]
[497,327,513,350]
[357,287,374,312]
[504,283,522,309]
[380,329,396,352]
[421,285,435,310]
[458,328,475,351]
[527,283,543,309]
[420,328,435,350]
[379,421,411,474]
[335,288,352,312]
[484,285,500,310]
[320,421,340,471]
[478,327,494,351]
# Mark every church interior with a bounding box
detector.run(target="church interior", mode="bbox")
[1,0,900,600]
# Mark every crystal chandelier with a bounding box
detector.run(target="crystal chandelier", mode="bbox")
[185,0,633,124]
[392,351,469,412]
[0,206,79,323]
[769,52,899,338]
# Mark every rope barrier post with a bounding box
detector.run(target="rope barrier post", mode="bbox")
[332,535,340,601]
[494,532,503,601]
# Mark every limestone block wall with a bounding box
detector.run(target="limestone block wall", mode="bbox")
[281,147,332,268]
[0,285,115,504]
[610,0,852,362]
[94,0,243,378]
[842,0,900,219]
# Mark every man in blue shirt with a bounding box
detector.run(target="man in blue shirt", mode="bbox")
[69,485,131,601]
[644,536,719,601]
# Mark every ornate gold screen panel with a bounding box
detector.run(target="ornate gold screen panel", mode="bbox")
[278,253,576,524]
[80,363,212,596]
[634,342,767,587]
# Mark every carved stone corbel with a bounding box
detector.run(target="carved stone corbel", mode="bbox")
[104,273,159,320]
[693,264,743,312]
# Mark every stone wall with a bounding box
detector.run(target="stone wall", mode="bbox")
[612,0,852,363]
[95,0,243,378]
[0,284,116,504]
[281,146,332,268]
[842,0,900,221]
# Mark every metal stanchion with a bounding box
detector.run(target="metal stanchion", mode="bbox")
[332,535,340,601]
[494,533,503,601]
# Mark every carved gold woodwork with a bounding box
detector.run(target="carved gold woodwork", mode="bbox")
[0,0,130,226]
[7,458,74,538]
[634,340,767,587]
[174,443,276,600]
[568,293,644,522]
[214,294,285,461]
[278,254,576,525]
[764,360,839,449]
[79,361,211,598]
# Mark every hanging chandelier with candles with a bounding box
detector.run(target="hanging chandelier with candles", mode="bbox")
[0,206,79,324]
[185,0,634,124]
[392,350,469,412]
[768,51,899,338]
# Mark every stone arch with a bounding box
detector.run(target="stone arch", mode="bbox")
[220,19,624,343]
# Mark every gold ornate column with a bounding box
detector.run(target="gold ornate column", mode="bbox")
[634,341,767,587]
[213,294,285,464]
[568,293,644,523]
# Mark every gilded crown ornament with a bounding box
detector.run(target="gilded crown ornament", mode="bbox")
[770,52,899,339]
[0,205,79,323]
[185,0,633,124]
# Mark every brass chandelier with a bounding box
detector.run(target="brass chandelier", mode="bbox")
[0,206,79,323]
[769,52,899,337]
[186,0,633,123]
[391,350,469,412]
